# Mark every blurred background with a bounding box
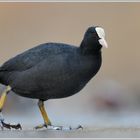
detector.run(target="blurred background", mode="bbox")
[0,2,140,129]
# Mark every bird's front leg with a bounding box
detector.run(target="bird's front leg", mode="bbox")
[34,100,52,129]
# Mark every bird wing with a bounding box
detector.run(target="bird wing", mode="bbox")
[0,43,72,72]
[0,44,45,72]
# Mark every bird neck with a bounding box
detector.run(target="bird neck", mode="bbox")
[79,39,101,55]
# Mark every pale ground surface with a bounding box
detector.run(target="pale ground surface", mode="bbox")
[1,126,140,138]
[1,111,140,138]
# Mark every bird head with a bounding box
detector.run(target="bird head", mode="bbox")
[95,26,108,48]
[82,26,108,51]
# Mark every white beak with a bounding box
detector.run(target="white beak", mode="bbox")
[99,38,108,48]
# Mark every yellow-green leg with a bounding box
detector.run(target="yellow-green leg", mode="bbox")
[35,100,51,129]
[0,86,11,112]
[0,86,23,130]
[35,100,83,130]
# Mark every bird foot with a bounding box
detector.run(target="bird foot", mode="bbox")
[34,123,48,130]
[48,124,83,130]
[0,120,22,130]
[34,124,83,130]
[0,114,22,130]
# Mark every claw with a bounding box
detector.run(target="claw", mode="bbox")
[1,120,11,130]
[34,124,83,131]
[47,125,63,130]
[0,120,22,130]
[34,123,47,130]
[61,125,83,130]
[10,123,22,130]
[76,125,83,130]
[62,125,83,130]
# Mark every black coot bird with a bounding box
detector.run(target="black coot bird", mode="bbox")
[0,26,108,130]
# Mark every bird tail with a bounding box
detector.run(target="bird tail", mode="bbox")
[0,71,4,85]
[0,68,7,85]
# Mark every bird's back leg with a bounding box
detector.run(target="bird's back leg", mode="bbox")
[0,86,23,130]
[0,86,11,129]
[0,86,22,130]
[0,86,11,113]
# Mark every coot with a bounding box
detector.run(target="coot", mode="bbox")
[0,26,108,129]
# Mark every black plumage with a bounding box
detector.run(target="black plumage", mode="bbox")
[0,26,107,101]
[0,26,108,129]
